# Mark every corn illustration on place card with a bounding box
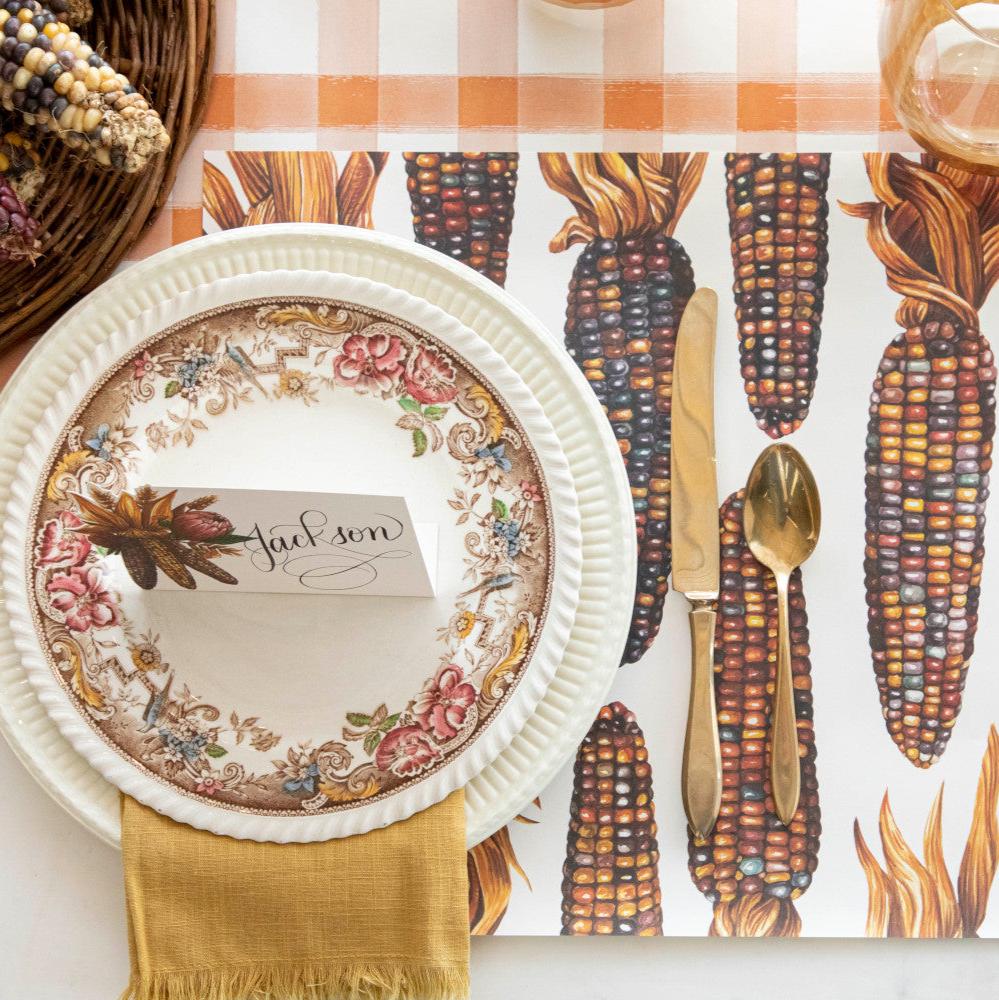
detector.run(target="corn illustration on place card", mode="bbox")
[96,486,438,598]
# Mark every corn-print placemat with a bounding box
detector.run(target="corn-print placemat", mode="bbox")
[201,149,999,939]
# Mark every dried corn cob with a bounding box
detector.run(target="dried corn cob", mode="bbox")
[0,1,169,172]
[561,702,662,936]
[0,168,38,260]
[0,126,42,200]
[404,152,518,287]
[725,153,830,438]
[204,152,389,232]
[540,153,707,664]
[467,819,532,935]
[687,490,819,937]
[845,155,999,767]
[48,0,90,27]
[854,725,999,938]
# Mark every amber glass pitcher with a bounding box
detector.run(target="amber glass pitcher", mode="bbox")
[881,0,999,173]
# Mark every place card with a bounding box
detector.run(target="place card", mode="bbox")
[108,486,437,598]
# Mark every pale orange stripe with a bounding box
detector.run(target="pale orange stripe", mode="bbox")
[128,207,173,259]
[458,0,517,144]
[217,69,901,137]
[737,0,797,139]
[458,0,518,77]
[737,0,797,80]
[318,0,379,76]
[664,75,736,133]
[234,75,319,130]
[796,75,881,133]
[519,76,604,133]
[214,0,236,75]
[604,0,663,80]
[379,76,458,131]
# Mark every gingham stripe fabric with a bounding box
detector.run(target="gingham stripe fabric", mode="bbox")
[132,0,914,258]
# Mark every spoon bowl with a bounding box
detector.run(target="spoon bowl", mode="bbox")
[743,444,821,573]
[743,444,821,826]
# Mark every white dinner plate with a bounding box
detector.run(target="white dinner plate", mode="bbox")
[0,225,635,846]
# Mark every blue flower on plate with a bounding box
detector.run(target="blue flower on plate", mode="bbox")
[177,353,215,389]
[158,728,208,762]
[85,423,112,459]
[492,517,522,557]
[283,762,320,795]
[476,443,511,472]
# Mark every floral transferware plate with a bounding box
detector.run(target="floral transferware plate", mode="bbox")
[0,225,635,846]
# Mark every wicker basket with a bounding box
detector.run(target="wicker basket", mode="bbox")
[0,0,215,352]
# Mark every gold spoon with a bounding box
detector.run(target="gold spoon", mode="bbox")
[743,444,821,826]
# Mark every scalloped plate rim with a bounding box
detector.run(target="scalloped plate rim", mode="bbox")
[0,224,635,847]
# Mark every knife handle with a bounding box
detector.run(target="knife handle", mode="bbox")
[681,603,722,842]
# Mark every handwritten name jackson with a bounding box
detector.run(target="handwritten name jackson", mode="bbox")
[242,510,413,590]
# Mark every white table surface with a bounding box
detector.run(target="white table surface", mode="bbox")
[3,735,997,998]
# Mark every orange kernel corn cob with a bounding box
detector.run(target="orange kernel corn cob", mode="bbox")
[725,153,830,438]
[687,491,820,936]
[562,702,663,936]
[865,321,996,766]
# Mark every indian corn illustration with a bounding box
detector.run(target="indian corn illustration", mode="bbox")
[467,801,538,935]
[854,725,999,937]
[540,152,708,664]
[844,155,999,767]
[561,702,663,936]
[204,152,389,231]
[69,486,248,590]
[687,491,820,937]
[404,152,519,287]
[725,153,831,437]
[0,0,170,172]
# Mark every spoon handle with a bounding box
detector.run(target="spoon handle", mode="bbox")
[681,603,722,841]
[771,572,801,826]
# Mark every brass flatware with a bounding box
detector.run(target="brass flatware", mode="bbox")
[744,444,821,826]
[671,286,722,842]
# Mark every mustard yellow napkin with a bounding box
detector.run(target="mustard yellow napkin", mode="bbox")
[120,791,469,1000]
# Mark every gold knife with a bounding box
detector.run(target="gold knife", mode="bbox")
[671,287,722,842]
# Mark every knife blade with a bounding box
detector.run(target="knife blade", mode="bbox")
[670,286,722,842]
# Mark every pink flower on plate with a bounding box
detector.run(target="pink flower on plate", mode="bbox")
[333,332,406,396]
[37,511,92,568]
[413,663,476,741]
[132,350,162,380]
[172,509,233,541]
[46,565,119,633]
[375,725,440,777]
[519,480,543,506]
[403,343,458,405]
[196,777,223,796]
